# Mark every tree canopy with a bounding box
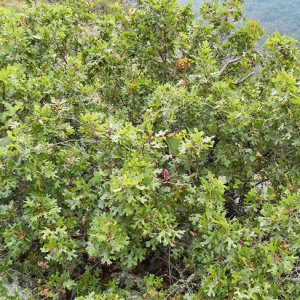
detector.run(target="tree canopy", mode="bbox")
[0,0,299,299]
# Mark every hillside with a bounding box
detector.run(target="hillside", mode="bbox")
[246,0,300,39]
[0,0,24,8]
[179,0,300,40]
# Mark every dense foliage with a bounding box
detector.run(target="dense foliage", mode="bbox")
[0,0,299,299]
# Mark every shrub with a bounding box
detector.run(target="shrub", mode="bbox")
[0,0,299,299]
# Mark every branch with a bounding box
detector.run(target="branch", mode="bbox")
[234,71,255,85]
[211,57,241,77]
[191,56,243,82]
[166,274,198,299]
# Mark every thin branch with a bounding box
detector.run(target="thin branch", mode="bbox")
[192,56,243,82]
[234,71,255,85]
[211,57,241,77]
[153,255,183,280]
[165,273,198,299]
[168,246,172,286]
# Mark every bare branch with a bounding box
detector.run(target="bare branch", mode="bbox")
[234,71,255,85]
[211,57,241,77]
[191,56,245,82]
[166,274,198,299]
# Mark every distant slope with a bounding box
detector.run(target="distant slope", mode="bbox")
[245,0,300,40]
[0,0,25,8]
[178,0,300,40]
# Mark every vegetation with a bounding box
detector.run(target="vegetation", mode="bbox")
[0,0,299,299]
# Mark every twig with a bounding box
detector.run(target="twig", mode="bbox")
[165,273,197,299]
[192,56,243,82]
[211,57,241,77]
[234,71,255,85]
[168,246,172,286]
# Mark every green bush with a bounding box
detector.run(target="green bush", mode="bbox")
[0,0,299,299]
